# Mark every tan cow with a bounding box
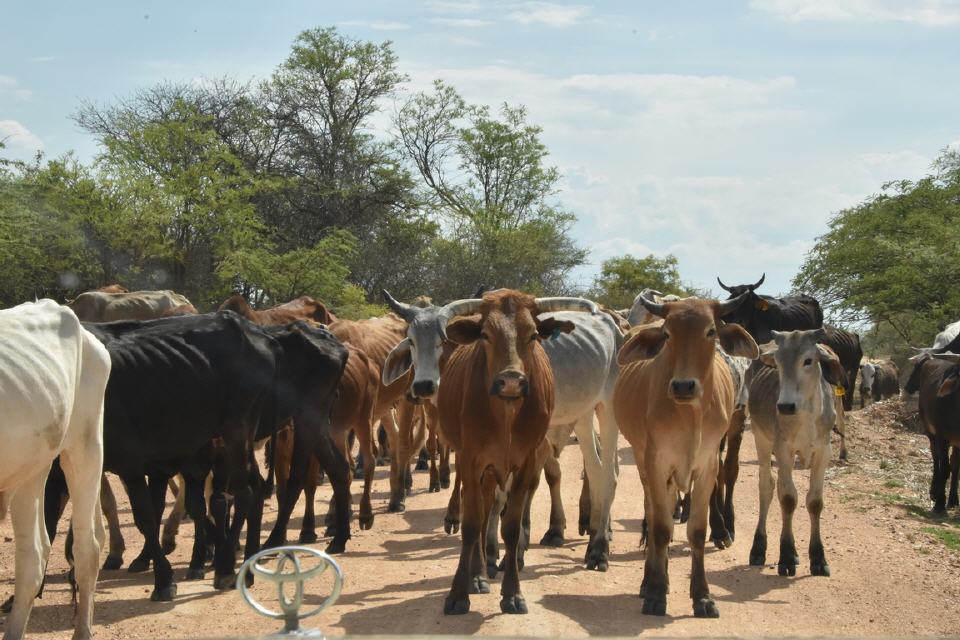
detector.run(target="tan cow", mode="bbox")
[614,292,757,618]
[68,289,193,322]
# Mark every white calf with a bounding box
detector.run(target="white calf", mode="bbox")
[0,300,110,640]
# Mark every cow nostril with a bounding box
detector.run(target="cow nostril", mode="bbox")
[777,402,797,415]
[412,380,437,397]
[671,379,697,397]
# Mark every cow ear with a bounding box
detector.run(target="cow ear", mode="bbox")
[817,344,846,386]
[758,342,778,367]
[718,323,759,359]
[938,372,960,398]
[446,317,483,345]
[383,338,413,386]
[537,317,575,340]
[617,326,668,365]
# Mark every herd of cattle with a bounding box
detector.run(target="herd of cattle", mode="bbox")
[1,276,959,639]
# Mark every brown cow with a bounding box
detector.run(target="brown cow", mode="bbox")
[329,313,423,513]
[218,294,337,325]
[436,289,576,616]
[96,284,129,293]
[613,292,757,618]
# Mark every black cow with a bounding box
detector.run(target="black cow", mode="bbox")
[904,353,960,512]
[717,274,824,344]
[38,312,347,603]
[820,325,863,412]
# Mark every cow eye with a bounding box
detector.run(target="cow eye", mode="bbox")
[707,327,717,338]
[803,358,813,366]
[529,333,538,342]
[480,332,489,340]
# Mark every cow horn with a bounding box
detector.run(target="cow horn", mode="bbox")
[636,290,667,318]
[439,298,484,322]
[752,273,766,290]
[716,277,732,292]
[640,288,664,300]
[717,291,752,317]
[382,289,421,323]
[934,352,960,363]
[535,297,599,315]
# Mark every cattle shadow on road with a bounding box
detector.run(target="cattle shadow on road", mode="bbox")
[539,592,674,634]
[708,563,813,604]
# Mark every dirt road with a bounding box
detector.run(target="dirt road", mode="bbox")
[4,399,960,638]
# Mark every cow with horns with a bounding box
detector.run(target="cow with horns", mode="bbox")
[614,291,758,618]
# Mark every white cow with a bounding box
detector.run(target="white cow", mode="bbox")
[0,300,110,640]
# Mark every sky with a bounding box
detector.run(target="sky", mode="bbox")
[2,0,959,296]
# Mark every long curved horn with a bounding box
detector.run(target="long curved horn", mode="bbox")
[717,291,752,317]
[382,289,420,323]
[934,353,960,363]
[637,290,667,319]
[439,298,484,322]
[752,273,766,290]
[716,277,732,292]
[640,288,664,301]
[535,297,599,315]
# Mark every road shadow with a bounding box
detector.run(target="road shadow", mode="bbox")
[539,592,674,634]
[709,562,814,604]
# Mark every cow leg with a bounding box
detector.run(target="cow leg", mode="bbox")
[4,467,53,640]
[709,448,729,550]
[439,440,452,489]
[931,436,950,513]
[949,447,960,509]
[807,445,830,576]
[383,408,406,512]
[162,474,187,555]
[722,411,745,542]
[775,442,800,577]
[444,458,482,615]
[426,405,441,493]
[444,452,462,535]
[214,468,252,591]
[183,473,209,580]
[577,411,611,571]
[690,457,720,618]
[128,474,167,573]
[473,474,496,595]
[750,434,775,566]
[299,455,319,543]
[834,397,848,461]
[316,435,352,554]
[485,489,505,578]
[356,421,376,530]
[538,451,565,547]
[123,474,175,601]
[499,459,538,615]
[243,465,268,583]
[639,455,672,616]
[98,475,125,571]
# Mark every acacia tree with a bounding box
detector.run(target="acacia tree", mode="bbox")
[794,147,960,352]
[588,254,701,309]
[395,80,586,300]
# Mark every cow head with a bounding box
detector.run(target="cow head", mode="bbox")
[757,328,842,416]
[934,353,960,397]
[860,362,877,393]
[716,274,781,342]
[382,289,596,401]
[617,292,758,404]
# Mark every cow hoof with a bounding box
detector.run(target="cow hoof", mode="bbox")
[712,534,732,550]
[213,573,236,591]
[641,596,667,616]
[777,562,797,577]
[128,557,151,573]
[415,459,429,471]
[470,576,490,594]
[443,596,470,615]
[539,529,564,547]
[150,584,177,602]
[429,481,441,493]
[811,562,831,577]
[578,516,590,537]
[487,559,499,579]
[1,595,13,614]
[749,536,766,566]
[102,555,123,571]
[440,478,451,489]
[585,544,609,572]
[693,597,719,618]
[444,518,460,535]
[500,595,528,614]
[161,539,177,555]
[299,531,319,544]
[325,540,347,555]
[949,497,959,509]
[387,500,405,513]
[359,514,374,530]
[185,568,205,581]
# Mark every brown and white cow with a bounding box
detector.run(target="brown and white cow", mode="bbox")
[437,290,576,615]
[613,292,757,618]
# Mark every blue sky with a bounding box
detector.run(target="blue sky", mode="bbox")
[2,0,958,296]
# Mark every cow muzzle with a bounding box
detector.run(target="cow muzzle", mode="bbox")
[777,402,797,415]
[669,378,702,403]
[491,370,528,399]
[411,379,437,400]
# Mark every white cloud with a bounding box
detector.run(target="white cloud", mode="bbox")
[28,55,58,64]
[423,0,484,13]
[507,2,591,27]
[338,20,411,31]
[750,0,960,26]
[0,120,44,154]
[0,75,31,101]
[430,17,491,27]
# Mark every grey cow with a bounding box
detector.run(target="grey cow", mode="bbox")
[747,329,846,578]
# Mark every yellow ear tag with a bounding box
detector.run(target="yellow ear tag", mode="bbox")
[755,300,769,311]
[835,385,845,397]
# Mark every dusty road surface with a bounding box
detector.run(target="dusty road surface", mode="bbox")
[4,398,960,638]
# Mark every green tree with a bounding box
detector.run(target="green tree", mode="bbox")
[794,147,960,354]
[589,254,699,309]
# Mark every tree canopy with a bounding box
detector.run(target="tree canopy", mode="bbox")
[588,254,701,310]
